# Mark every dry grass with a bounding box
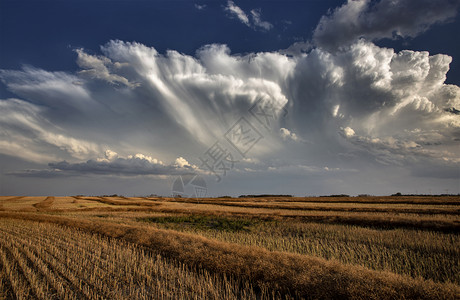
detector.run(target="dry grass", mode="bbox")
[0,195,458,299]
[74,196,161,207]
[0,197,46,212]
[168,198,460,215]
[230,196,460,205]
[151,217,459,284]
[0,219,278,299]
[70,197,460,232]
[33,196,55,210]
[0,212,459,299]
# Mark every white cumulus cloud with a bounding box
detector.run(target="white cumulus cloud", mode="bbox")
[280,128,299,142]
[341,127,355,138]
[0,38,459,180]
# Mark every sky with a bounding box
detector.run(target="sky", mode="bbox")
[0,0,459,197]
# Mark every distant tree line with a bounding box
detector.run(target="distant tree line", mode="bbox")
[238,194,293,198]
[391,192,459,197]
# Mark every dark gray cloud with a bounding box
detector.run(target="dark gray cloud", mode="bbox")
[8,153,198,177]
[313,0,460,51]
[7,169,74,178]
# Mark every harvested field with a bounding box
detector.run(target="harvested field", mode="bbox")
[0,195,459,299]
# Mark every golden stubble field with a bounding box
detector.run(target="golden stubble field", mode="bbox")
[0,195,459,299]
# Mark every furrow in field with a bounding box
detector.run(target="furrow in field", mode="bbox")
[1,228,83,300]
[6,223,155,299]
[33,197,55,210]
[1,197,24,202]
[0,225,101,299]
[16,233,111,299]
[2,233,67,300]
[0,242,37,299]
[1,222,129,294]
[0,228,70,299]
[0,220,268,299]
[4,224,110,267]
[77,197,160,207]
[0,254,15,300]
[0,246,21,300]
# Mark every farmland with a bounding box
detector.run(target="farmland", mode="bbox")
[0,195,459,299]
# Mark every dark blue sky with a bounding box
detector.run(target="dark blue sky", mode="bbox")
[2,0,458,83]
[0,1,331,67]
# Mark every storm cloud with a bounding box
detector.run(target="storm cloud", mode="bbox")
[1,38,458,182]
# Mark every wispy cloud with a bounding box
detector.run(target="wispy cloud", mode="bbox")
[194,4,207,11]
[225,1,250,26]
[250,9,273,31]
[224,1,273,31]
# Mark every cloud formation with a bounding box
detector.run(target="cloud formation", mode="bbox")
[75,49,138,88]
[1,37,459,181]
[9,150,198,177]
[0,98,101,163]
[313,0,460,51]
